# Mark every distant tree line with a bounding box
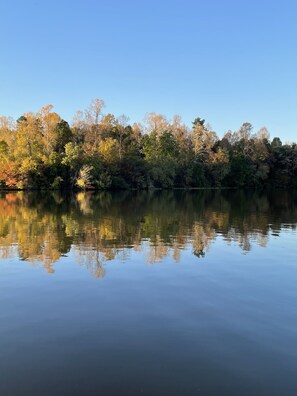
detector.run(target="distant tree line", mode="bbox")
[0,98,296,189]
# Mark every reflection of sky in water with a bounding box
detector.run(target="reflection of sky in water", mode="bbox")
[1,192,297,396]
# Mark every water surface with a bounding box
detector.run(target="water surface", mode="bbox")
[0,190,297,395]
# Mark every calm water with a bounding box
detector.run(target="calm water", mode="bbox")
[0,190,297,396]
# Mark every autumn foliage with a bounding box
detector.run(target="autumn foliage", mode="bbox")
[0,100,296,189]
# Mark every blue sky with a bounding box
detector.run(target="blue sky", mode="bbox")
[0,0,296,141]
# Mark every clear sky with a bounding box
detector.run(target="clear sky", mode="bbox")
[0,0,296,141]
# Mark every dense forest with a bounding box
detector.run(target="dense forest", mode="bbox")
[0,98,296,190]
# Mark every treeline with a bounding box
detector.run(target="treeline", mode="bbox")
[0,98,296,189]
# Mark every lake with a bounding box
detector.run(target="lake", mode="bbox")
[0,190,297,396]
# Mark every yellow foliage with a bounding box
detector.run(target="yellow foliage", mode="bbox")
[98,137,119,162]
[76,179,85,188]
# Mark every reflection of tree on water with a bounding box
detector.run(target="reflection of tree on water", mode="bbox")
[0,190,296,278]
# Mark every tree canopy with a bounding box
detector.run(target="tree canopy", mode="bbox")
[0,99,296,190]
